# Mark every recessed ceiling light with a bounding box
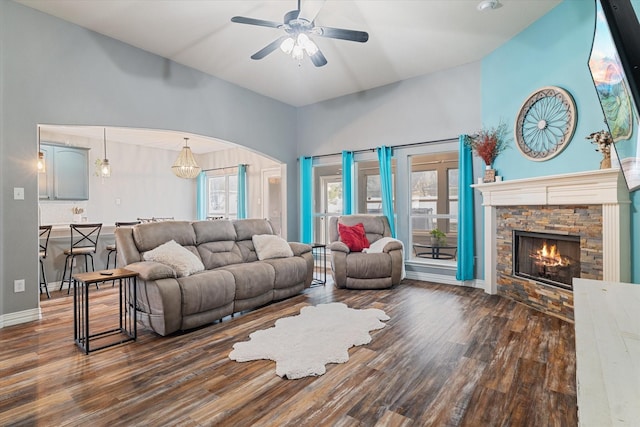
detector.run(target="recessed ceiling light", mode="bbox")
[477,0,502,11]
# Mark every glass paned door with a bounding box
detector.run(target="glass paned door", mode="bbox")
[409,152,458,261]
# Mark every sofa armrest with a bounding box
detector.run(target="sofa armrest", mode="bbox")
[125,261,176,281]
[328,241,350,253]
[289,242,312,256]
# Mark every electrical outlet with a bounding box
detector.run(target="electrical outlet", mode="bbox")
[13,187,24,200]
[14,279,25,293]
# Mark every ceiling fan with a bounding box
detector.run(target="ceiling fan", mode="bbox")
[231,0,369,67]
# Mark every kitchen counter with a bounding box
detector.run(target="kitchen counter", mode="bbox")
[47,223,116,239]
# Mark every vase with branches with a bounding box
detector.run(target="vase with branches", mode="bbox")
[466,121,510,182]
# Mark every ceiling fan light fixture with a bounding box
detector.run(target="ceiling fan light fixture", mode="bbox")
[291,43,304,61]
[477,0,501,11]
[298,33,318,55]
[280,37,295,54]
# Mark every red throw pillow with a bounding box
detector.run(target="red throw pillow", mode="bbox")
[338,222,370,252]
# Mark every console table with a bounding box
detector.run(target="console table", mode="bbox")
[73,268,138,354]
[573,278,640,426]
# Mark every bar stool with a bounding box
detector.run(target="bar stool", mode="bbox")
[106,221,140,272]
[39,225,53,298]
[60,223,102,294]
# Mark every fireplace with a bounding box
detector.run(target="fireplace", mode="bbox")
[473,169,630,322]
[513,231,580,291]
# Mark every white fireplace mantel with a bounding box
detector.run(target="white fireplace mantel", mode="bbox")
[473,169,631,294]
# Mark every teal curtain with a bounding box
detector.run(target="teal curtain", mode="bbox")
[299,156,313,243]
[342,151,354,215]
[456,135,475,281]
[377,146,396,238]
[237,164,247,219]
[196,171,207,220]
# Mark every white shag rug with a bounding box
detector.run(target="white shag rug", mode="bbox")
[228,302,390,379]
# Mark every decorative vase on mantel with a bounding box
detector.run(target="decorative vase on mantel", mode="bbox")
[484,164,497,183]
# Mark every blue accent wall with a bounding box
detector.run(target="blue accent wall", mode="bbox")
[482,0,639,282]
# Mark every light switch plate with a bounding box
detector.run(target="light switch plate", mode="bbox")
[14,187,24,200]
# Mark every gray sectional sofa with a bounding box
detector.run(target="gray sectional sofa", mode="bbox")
[115,218,314,336]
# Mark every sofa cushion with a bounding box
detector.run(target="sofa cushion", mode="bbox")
[133,221,197,252]
[192,220,237,244]
[220,262,275,300]
[233,219,274,241]
[197,241,244,270]
[176,269,235,316]
[338,222,370,252]
[264,257,308,289]
[252,234,294,260]
[143,240,205,277]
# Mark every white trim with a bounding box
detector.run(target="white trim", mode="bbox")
[473,168,631,295]
[404,270,481,289]
[1,308,41,328]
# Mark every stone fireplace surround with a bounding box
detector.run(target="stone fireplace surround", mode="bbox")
[474,169,631,322]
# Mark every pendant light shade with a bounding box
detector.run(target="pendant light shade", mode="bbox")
[100,128,111,178]
[172,137,201,179]
[37,126,46,173]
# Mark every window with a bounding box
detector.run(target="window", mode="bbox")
[410,152,458,261]
[207,174,237,219]
[357,160,395,214]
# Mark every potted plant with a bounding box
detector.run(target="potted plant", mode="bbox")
[430,228,447,246]
[466,120,510,182]
[586,130,614,169]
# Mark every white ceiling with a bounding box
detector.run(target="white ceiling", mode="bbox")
[17,0,562,108]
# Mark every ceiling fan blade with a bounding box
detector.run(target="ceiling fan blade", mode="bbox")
[316,26,369,43]
[309,49,328,67]
[250,36,289,60]
[231,16,282,29]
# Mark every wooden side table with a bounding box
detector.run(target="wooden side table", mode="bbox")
[72,268,139,354]
[311,243,326,286]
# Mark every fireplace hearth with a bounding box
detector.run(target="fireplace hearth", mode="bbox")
[513,231,580,290]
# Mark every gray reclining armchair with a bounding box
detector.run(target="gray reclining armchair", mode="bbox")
[328,215,403,289]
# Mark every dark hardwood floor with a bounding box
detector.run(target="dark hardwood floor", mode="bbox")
[1,280,577,426]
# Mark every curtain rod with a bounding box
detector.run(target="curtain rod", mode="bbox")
[301,136,459,160]
[202,164,247,172]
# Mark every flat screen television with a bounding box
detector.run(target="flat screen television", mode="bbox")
[588,0,640,191]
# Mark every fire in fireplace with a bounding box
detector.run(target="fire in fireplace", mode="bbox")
[513,231,581,290]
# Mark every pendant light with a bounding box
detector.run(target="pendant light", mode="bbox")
[37,126,46,173]
[172,137,201,179]
[100,128,111,178]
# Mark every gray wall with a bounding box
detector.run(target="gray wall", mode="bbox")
[296,62,483,277]
[1,1,297,317]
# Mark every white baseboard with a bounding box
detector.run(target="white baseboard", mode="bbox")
[1,307,42,328]
[405,270,484,289]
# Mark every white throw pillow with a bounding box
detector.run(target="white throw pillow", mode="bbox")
[143,239,205,277]
[252,234,294,260]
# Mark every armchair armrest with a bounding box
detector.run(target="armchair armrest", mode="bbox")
[328,241,350,253]
[383,241,403,253]
[289,242,312,256]
[125,261,176,281]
